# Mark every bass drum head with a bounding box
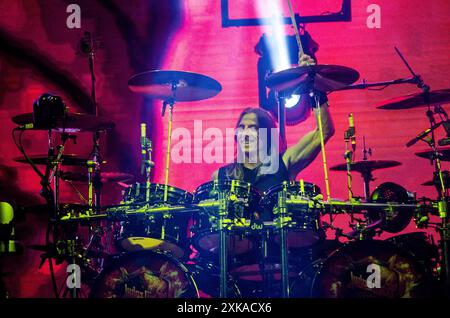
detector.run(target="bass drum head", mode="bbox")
[89,251,199,298]
[311,240,431,298]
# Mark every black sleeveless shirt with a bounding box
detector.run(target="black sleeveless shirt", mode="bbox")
[217,154,289,193]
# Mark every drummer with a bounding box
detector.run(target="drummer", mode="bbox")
[212,54,335,195]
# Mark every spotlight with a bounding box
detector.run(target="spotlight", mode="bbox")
[285,94,301,109]
[256,31,319,125]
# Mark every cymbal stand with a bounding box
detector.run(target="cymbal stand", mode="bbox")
[344,114,355,202]
[91,131,102,213]
[218,191,229,298]
[310,87,332,201]
[162,82,177,203]
[402,41,450,295]
[47,131,77,297]
[424,103,450,296]
[361,168,373,202]
[140,123,154,204]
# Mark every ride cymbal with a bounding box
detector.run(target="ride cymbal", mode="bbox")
[415,148,450,161]
[61,171,134,184]
[330,160,402,173]
[128,70,222,102]
[376,89,450,110]
[266,64,360,93]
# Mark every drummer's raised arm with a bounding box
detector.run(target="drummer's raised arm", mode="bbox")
[282,102,335,180]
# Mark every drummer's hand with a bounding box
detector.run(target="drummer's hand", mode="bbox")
[299,54,316,66]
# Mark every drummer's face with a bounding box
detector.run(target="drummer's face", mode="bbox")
[237,113,259,155]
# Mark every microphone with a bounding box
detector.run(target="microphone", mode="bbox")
[348,113,356,151]
[140,123,147,175]
[80,31,93,55]
[406,123,442,148]
[15,123,35,130]
[439,137,450,147]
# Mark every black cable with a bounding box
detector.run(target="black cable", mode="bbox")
[12,128,59,297]
[12,129,46,180]
[46,221,59,298]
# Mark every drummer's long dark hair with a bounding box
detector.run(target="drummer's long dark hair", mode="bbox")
[224,107,284,180]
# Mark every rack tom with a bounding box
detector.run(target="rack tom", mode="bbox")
[191,180,261,256]
[262,180,323,249]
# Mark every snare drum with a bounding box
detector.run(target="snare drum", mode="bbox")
[262,181,323,249]
[191,180,261,256]
[117,183,194,258]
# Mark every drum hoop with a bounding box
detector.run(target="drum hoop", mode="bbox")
[194,180,261,195]
[125,183,193,200]
[89,250,199,298]
[312,239,429,293]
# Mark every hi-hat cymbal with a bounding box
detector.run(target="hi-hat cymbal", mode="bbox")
[330,160,402,173]
[376,89,450,110]
[17,203,89,215]
[421,170,450,187]
[128,70,222,102]
[266,64,360,93]
[415,148,450,161]
[61,171,134,184]
[13,154,95,166]
[12,113,115,132]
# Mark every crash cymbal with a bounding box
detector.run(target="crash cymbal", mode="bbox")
[421,180,450,187]
[330,160,402,173]
[266,64,360,93]
[376,89,450,110]
[128,70,222,102]
[13,154,95,166]
[61,171,134,183]
[12,113,115,132]
[415,148,450,161]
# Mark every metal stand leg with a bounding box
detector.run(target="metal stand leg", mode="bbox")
[277,184,289,298]
[218,192,228,298]
[313,94,332,201]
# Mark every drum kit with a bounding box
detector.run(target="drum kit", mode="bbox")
[4,16,450,299]
[5,57,449,298]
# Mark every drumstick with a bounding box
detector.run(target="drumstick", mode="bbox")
[287,0,304,62]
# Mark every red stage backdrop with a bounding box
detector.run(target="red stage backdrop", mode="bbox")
[0,0,449,297]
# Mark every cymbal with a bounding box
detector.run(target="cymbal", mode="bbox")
[376,89,450,110]
[421,170,450,187]
[61,171,134,183]
[12,113,115,132]
[415,148,450,161]
[13,154,94,166]
[128,70,222,102]
[421,180,450,187]
[330,160,402,173]
[266,64,360,93]
[18,203,89,215]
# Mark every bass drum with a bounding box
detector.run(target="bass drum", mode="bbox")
[386,232,439,271]
[292,240,431,298]
[89,251,199,298]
